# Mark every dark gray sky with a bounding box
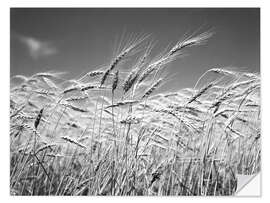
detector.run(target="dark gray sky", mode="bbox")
[10,8,260,90]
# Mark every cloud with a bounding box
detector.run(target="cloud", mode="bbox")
[17,35,57,59]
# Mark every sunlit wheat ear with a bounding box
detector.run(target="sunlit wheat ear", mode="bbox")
[233,82,260,99]
[112,70,119,93]
[189,76,226,104]
[130,40,155,82]
[61,136,87,149]
[80,84,104,92]
[152,107,179,120]
[137,66,155,85]
[15,112,36,121]
[32,71,66,79]
[128,48,153,91]
[187,82,216,104]
[34,108,44,129]
[35,144,57,154]
[62,86,80,94]
[100,35,149,86]
[210,93,235,113]
[173,105,205,115]
[61,102,88,113]
[79,70,105,81]
[228,79,258,91]
[216,79,258,100]
[141,78,163,99]
[207,68,238,76]
[105,100,139,109]
[65,95,89,102]
[169,31,214,56]
[123,68,140,94]
[120,116,141,124]
[137,56,177,86]
[137,64,163,87]
[194,67,242,90]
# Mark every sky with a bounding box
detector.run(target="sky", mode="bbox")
[10,8,260,90]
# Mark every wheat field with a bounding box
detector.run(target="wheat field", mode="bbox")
[10,31,260,196]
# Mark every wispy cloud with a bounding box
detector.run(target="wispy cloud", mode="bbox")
[17,35,57,59]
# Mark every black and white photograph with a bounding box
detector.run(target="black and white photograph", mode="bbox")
[9,7,261,196]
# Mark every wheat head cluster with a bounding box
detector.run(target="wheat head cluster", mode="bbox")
[10,31,260,196]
